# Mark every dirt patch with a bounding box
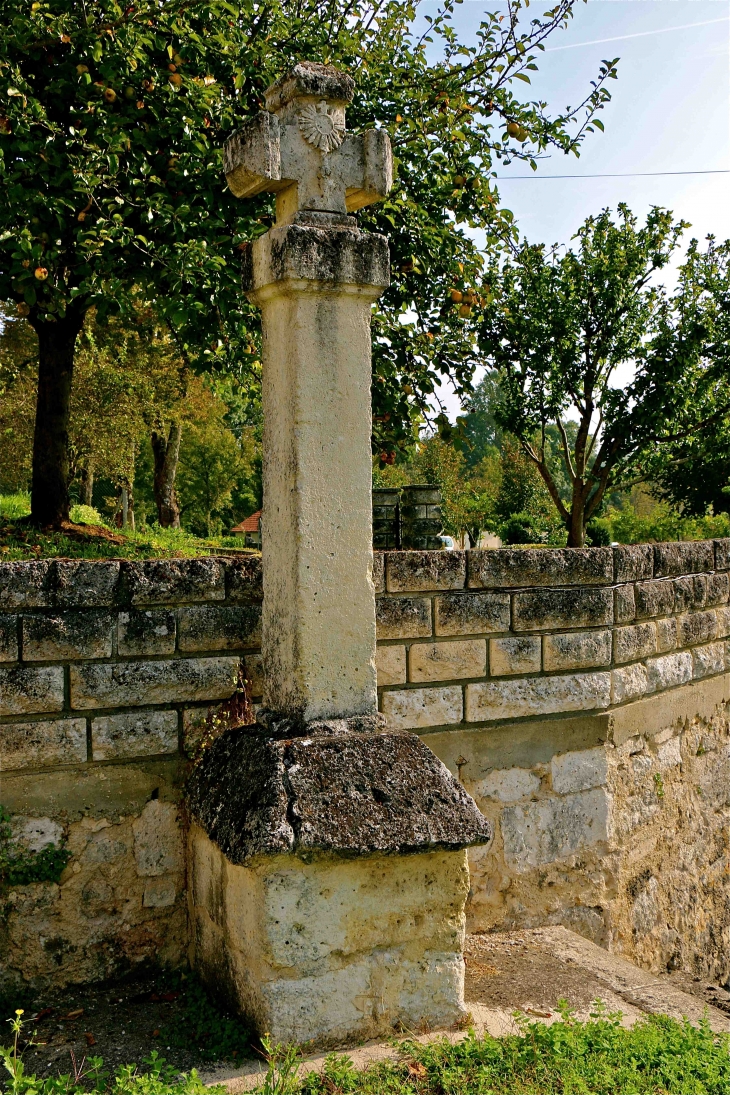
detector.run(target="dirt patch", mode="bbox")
[9,972,253,1080]
[465,932,614,1015]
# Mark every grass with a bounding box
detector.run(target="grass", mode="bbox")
[3,1008,730,1095]
[0,494,258,561]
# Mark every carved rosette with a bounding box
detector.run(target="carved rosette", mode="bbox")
[298,100,345,153]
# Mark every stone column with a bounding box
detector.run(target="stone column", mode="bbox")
[247,222,388,723]
[186,62,492,1047]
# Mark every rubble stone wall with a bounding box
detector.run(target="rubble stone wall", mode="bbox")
[3,542,730,992]
[0,556,263,994]
[375,543,730,981]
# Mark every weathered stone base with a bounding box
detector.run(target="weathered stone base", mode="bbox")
[188,824,470,1045]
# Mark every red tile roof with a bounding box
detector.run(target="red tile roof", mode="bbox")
[231,510,261,534]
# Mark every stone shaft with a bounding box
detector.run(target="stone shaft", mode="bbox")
[246,222,389,721]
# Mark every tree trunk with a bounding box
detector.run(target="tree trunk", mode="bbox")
[30,310,85,527]
[80,464,94,507]
[566,496,587,548]
[151,421,182,528]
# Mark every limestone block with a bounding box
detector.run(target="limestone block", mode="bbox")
[465,672,611,722]
[434,592,510,637]
[69,657,239,709]
[614,585,636,624]
[611,663,648,704]
[634,579,675,620]
[473,767,540,803]
[467,547,612,589]
[0,717,87,770]
[143,877,177,908]
[501,788,612,871]
[10,815,63,852]
[714,538,730,571]
[645,652,693,693]
[178,604,262,652]
[551,747,608,794]
[382,685,463,730]
[22,611,114,661]
[376,597,431,639]
[225,556,263,601]
[656,617,678,652]
[656,735,682,769]
[118,610,176,656]
[376,645,406,687]
[653,540,714,578]
[125,558,226,605]
[512,588,612,631]
[678,610,717,647]
[543,630,611,672]
[91,710,179,760]
[132,800,183,877]
[613,622,657,665]
[189,829,470,1044]
[372,553,385,594]
[0,665,64,715]
[409,640,485,683]
[489,636,541,676]
[0,616,17,662]
[673,575,707,613]
[0,561,52,609]
[51,561,119,607]
[386,551,465,592]
[613,544,654,583]
[692,642,725,680]
[706,572,729,606]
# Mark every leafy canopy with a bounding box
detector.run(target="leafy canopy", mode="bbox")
[0,0,617,440]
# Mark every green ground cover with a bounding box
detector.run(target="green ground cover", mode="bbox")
[0,495,255,561]
[3,1011,730,1095]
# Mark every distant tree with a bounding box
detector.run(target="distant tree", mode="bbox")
[477,207,730,546]
[458,370,503,470]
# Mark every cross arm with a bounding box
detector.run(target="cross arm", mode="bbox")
[224,111,291,199]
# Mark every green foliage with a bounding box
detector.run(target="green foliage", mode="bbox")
[593,504,730,546]
[0,493,30,519]
[69,503,105,525]
[0,807,70,892]
[155,972,251,1063]
[1,1012,220,1095]
[478,206,730,546]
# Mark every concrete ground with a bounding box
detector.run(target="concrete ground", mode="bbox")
[202,927,730,1092]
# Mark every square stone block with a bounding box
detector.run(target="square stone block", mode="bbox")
[386,551,466,593]
[512,588,612,631]
[376,645,406,687]
[489,636,541,677]
[465,672,611,723]
[118,610,176,656]
[0,717,87,770]
[434,592,510,637]
[22,611,114,661]
[409,640,485,683]
[91,710,179,761]
[189,825,470,1046]
[381,685,463,730]
[543,630,611,672]
[376,597,432,640]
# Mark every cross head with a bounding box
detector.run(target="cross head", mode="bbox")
[223,61,393,224]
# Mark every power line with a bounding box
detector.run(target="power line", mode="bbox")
[495,169,730,180]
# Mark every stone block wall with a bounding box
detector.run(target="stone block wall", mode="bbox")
[374,543,730,981]
[4,542,730,993]
[0,557,262,995]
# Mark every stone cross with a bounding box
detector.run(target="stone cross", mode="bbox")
[223,61,392,226]
[223,62,393,725]
[186,62,491,1048]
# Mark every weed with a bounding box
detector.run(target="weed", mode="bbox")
[155,971,251,1063]
[0,808,71,894]
[654,772,665,799]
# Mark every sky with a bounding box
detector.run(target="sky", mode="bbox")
[417,0,730,417]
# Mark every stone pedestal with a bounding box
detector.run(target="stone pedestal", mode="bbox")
[186,725,490,1044]
[187,61,492,1046]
